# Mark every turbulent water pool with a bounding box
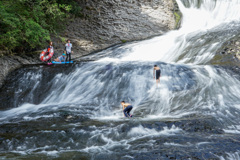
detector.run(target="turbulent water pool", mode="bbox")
[1,0,240,159]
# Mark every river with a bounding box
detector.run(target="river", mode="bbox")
[1,0,240,159]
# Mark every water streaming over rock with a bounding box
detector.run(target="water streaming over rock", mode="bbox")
[1,0,240,159]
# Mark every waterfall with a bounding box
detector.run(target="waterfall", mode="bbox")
[1,0,240,122]
[1,0,240,124]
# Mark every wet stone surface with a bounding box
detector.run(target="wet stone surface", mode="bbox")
[0,107,240,159]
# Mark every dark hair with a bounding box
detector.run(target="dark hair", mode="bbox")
[121,101,125,103]
[154,65,157,67]
[67,39,70,42]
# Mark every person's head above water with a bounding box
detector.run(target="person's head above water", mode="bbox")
[121,101,125,104]
[154,64,157,67]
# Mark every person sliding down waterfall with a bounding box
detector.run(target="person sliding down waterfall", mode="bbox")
[121,101,133,118]
[153,64,161,86]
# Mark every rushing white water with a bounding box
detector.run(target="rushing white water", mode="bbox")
[1,0,240,159]
[91,0,240,64]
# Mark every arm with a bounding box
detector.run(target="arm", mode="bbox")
[122,104,125,116]
[71,44,74,53]
[153,68,155,78]
[122,103,128,110]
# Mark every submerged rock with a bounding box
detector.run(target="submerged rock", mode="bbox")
[211,34,240,66]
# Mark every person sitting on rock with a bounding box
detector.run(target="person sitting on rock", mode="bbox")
[54,53,66,63]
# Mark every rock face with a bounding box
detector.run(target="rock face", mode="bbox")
[53,0,178,57]
[0,0,178,87]
[0,53,41,87]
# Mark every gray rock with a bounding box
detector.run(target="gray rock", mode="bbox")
[0,53,41,87]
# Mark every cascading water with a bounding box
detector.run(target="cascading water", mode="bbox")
[1,0,240,159]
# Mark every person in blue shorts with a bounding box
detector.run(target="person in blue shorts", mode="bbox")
[54,53,66,63]
[121,101,133,117]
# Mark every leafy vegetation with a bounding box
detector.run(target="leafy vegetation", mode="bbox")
[0,0,81,53]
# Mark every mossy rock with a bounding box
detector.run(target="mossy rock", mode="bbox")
[173,0,182,29]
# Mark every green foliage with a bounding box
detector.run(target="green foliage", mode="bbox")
[56,0,82,17]
[121,40,127,43]
[59,36,66,44]
[0,0,81,53]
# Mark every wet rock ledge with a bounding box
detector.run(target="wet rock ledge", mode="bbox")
[0,0,180,87]
[210,34,240,78]
[211,34,240,66]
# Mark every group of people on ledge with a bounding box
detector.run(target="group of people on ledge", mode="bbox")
[46,39,74,63]
[121,64,161,118]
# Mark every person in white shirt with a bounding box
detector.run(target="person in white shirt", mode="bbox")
[65,39,73,62]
